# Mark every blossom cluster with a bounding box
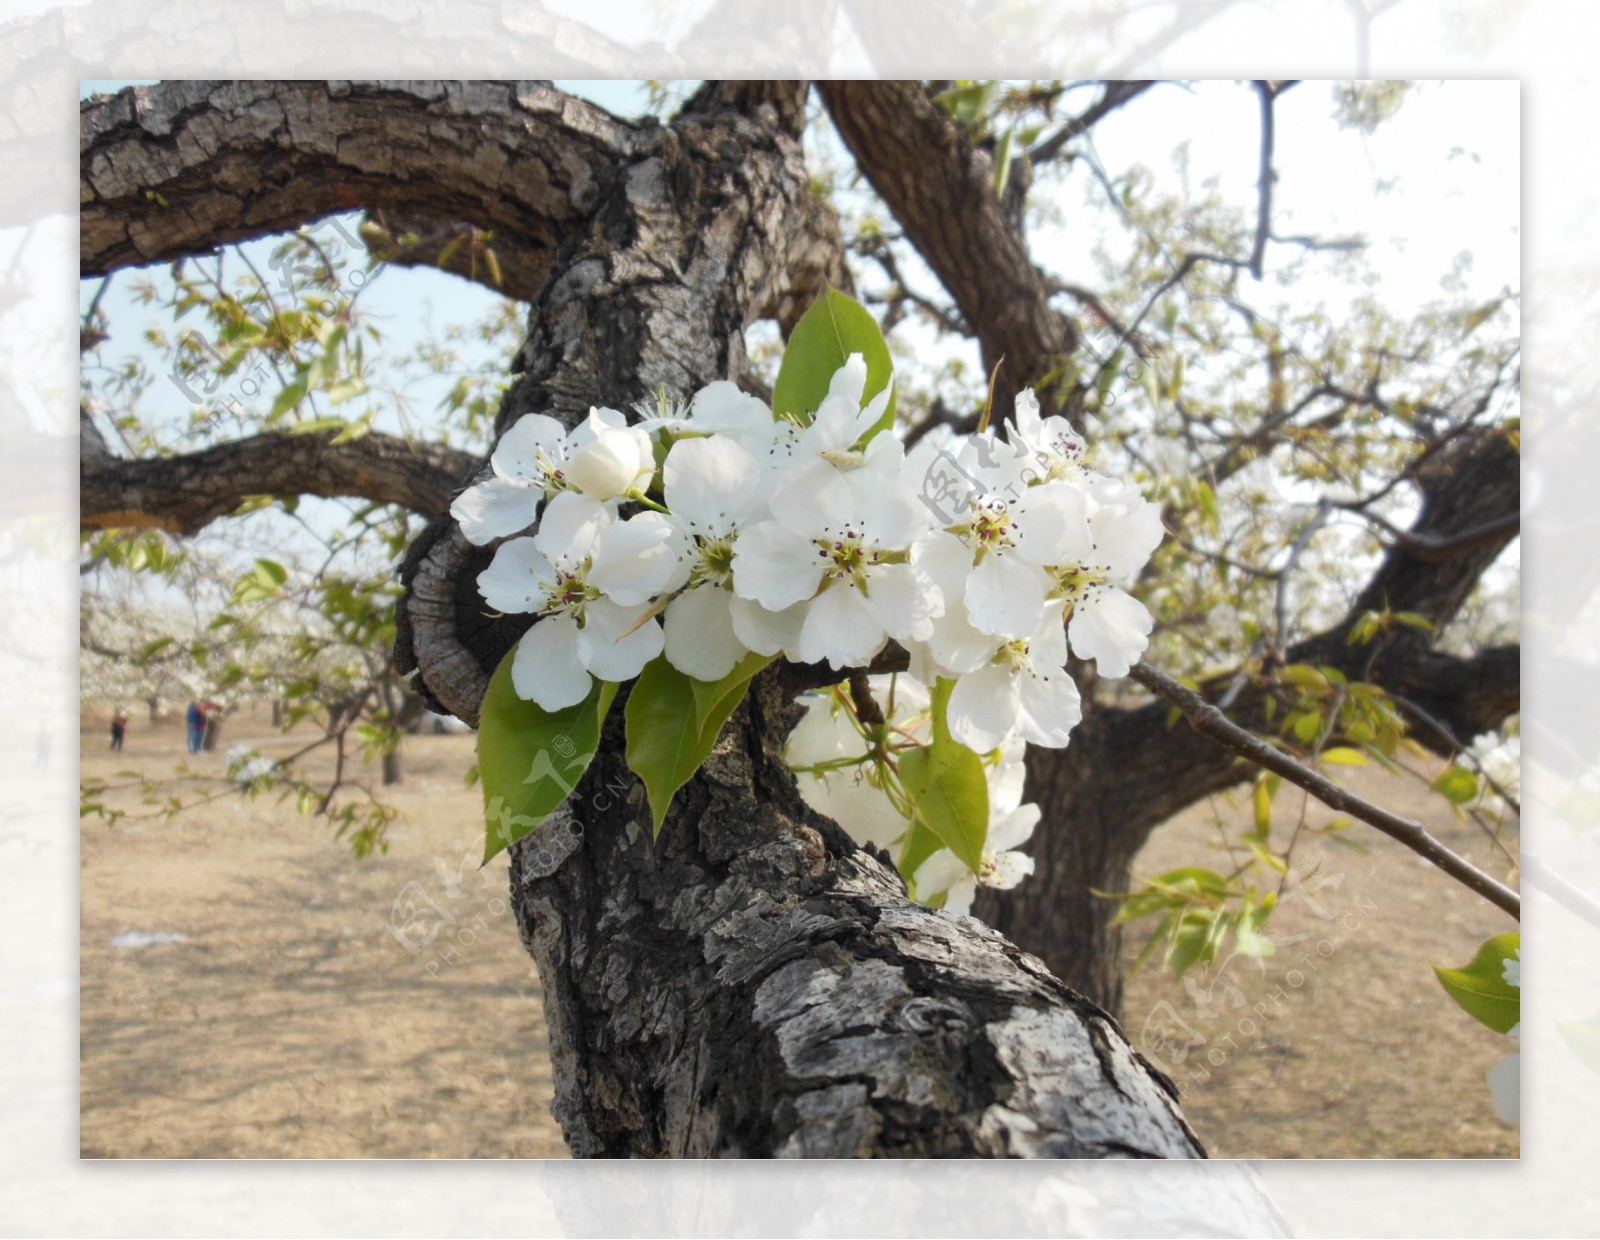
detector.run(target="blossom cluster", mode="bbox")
[784,674,1040,914]
[453,356,1165,762]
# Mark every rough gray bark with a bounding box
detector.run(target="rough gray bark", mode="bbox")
[396,80,850,726]
[511,676,1200,1157]
[389,79,1205,1156]
[80,79,637,277]
[80,428,478,535]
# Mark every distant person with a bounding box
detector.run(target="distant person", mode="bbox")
[185,701,205,755]
[109,708,127,752]
[201,700,224,752]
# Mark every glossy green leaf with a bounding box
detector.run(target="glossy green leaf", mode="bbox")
[1434,933,1520,1034]
[1320,746,1368,766]
[689,651,775,733]
[771,285,896,439]
[625,654,756,834]
[478,650,617,863]
[896,678,988,874]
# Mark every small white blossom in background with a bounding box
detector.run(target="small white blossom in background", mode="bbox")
[227,745,278,787]
[1470,725,1521,817]
[462,356,1165,908]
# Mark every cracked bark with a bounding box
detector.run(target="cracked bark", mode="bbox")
[80,79,639,276]
[79,429,478,535]
[387,80,1203,1156]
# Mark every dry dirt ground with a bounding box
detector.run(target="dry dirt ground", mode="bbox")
[79,705,1519,1159]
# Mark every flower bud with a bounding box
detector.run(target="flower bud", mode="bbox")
[566,421,653,499]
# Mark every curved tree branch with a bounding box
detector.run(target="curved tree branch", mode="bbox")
[80,430,478,535]
[818,81,1074,416]
[81,79,640,276]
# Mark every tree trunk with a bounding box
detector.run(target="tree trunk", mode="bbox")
[509,674,1202,1157]
[396,79,1204,1158]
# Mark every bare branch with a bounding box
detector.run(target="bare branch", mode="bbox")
[1131,662,1519,921]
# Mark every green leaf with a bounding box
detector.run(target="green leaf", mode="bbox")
[1320,746,1368,766]
[1433,933,1520,1034]
[478,651,618,863]
[992,128,1015,195]
[270,377,309,419]
[688,651,775,733]
[254,558,288,587]
[1432,764,1480,805]
[896,678,988,874]
[625,655,756,834]
[771,285,896,440]
[1253,775,1274,837]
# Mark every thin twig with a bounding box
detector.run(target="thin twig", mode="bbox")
[1131,661,1520,921]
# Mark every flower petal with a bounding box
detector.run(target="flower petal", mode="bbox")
[728,594,808,657]
[664,435,762,534]
[512,615,592,711]
[491,413,566,483]
[588,513,691,606]
[1014,482,1092,567]
[985,849,1035,890]
[477,537,553,614]
[565,424,651,499]
[796,583,886,669]
[1092,498,1164,581]
[1067,586,1152,678]
[664,585,747,681]
[913,848,968,901]
[1015,665,1082,748]
[534,491,614,565]
[575,598,664,682]
[731,520,825,610]
[964,552,1049,640]
[989,803,1041,855]
[947,663,1022,753]
[452,476,538,546]
[864,561,941,643]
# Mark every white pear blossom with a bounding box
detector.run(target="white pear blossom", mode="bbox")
[450,412,574,545]
[591,435,804,680]
[1008,388,1089,483]
[477,492,663,710]
[1044,486,1165,678]
[734,458,940,670]
[563,407,656,500]
[784,680,926,852]
[937,434,1095,642]
[946,610,1083,752]
[469,353,1160,850]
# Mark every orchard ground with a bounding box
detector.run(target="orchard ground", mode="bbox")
[79,703,1518,1159]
